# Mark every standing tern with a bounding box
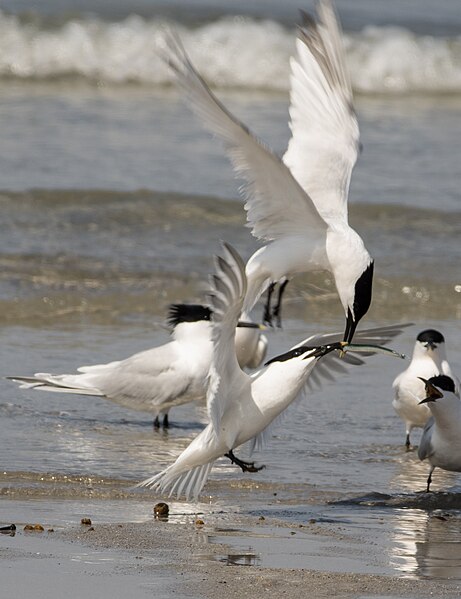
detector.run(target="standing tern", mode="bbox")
[161,0,373,340]
[138,242,405,501]
[418,375,461,492]
[7,303,266,428]
[392,329,460,448]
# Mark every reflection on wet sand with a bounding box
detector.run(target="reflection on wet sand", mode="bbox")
[389,507,461,580]
[390,448,459,494]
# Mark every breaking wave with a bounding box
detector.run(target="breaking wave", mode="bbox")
[1,11,461,94]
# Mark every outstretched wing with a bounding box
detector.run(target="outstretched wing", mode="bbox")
[206,243,252,433]
[290,322,411,392]
[247,322,410,453]
[161,32,327,242]
[283,0,359,223]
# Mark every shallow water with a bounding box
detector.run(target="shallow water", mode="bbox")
[1,0,461,586]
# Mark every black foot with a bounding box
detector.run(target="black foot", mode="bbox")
[225,450,265,473]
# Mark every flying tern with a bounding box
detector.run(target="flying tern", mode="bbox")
[7,303,267,428]
[138,242,405,501]
[418,375,461,492]
[161,0,373,340]
[392,329,460,448]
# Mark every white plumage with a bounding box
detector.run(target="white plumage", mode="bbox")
[161,0,373,340]
[138,242,406,500]
[418,375,461,492]
[7,303,267,427]
[392,329,460,447]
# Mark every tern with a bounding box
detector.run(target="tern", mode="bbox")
[392,329,460,448]
[418,375,461,492]
[138,242,405,500]
[161,0,373,339]
[7,303,267,428]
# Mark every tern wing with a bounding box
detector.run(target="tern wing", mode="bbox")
[8,342,196,412]
[283,0,359,223]
[418,417,435,461]
[162,32,327,242]
[294,323,411,392]
[206,243,252,434]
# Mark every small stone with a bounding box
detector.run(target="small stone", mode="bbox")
[195,519,205,526]
[153,502,169,517]
[258,515,265,521]
[0,524,16,533]
[48,528,54,533]
[24,524,44,532]
[308,519,316,524]
[87,527,95,532]
[81,518,92,526]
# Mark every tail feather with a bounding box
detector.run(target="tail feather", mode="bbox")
[6,374,104,396]
[137,461,215,501]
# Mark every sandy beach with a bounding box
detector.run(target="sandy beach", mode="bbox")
[2,1,461,597]
[2,497,461,599]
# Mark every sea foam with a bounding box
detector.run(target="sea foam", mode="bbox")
[1,12,460,94]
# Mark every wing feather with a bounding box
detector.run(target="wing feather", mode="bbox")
[283,0,360,222]
[206,243,252,433]
[161,31,327,241]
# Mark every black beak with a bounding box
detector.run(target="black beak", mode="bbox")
[237,321,265,329]
[424,341,437,350]
[418,377,443,404]
[265,342,343,365]
[343,308,357,344]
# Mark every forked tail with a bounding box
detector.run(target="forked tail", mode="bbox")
[137,461,215,501]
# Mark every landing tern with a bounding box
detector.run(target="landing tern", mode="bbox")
[7,303,267,428]
[138,243,405,500]
[161,0,373,339]
[392,329,460,448]
[418,375,461,492]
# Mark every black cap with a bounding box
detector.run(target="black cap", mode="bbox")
[167,304,212,327]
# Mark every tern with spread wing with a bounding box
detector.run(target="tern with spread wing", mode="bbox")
[138,243,405,500]
[7,303,266,428]
[161,0,373,340]
[393,329,460,448]
[418,375,461,492]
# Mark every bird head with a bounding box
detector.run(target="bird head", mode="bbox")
[325,228,374,344]
[418,374,456,404]
[343,261,374,344]
[415,329,445,354]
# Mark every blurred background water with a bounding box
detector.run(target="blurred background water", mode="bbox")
[0,0,460,582]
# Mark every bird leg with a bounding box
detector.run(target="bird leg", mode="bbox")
[272,278,289,328]
[405,432,411,450]
[153,413,170,429]
[426,466,435,493]
[224,450,265,473]
[263,282,276,327]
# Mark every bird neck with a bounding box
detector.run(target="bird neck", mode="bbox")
[430,396,461,430]
[172,321,212,344]
[252,357,317,417]
[326,226,371,315]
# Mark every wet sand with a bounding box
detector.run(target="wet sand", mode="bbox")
[2,506,461,599]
